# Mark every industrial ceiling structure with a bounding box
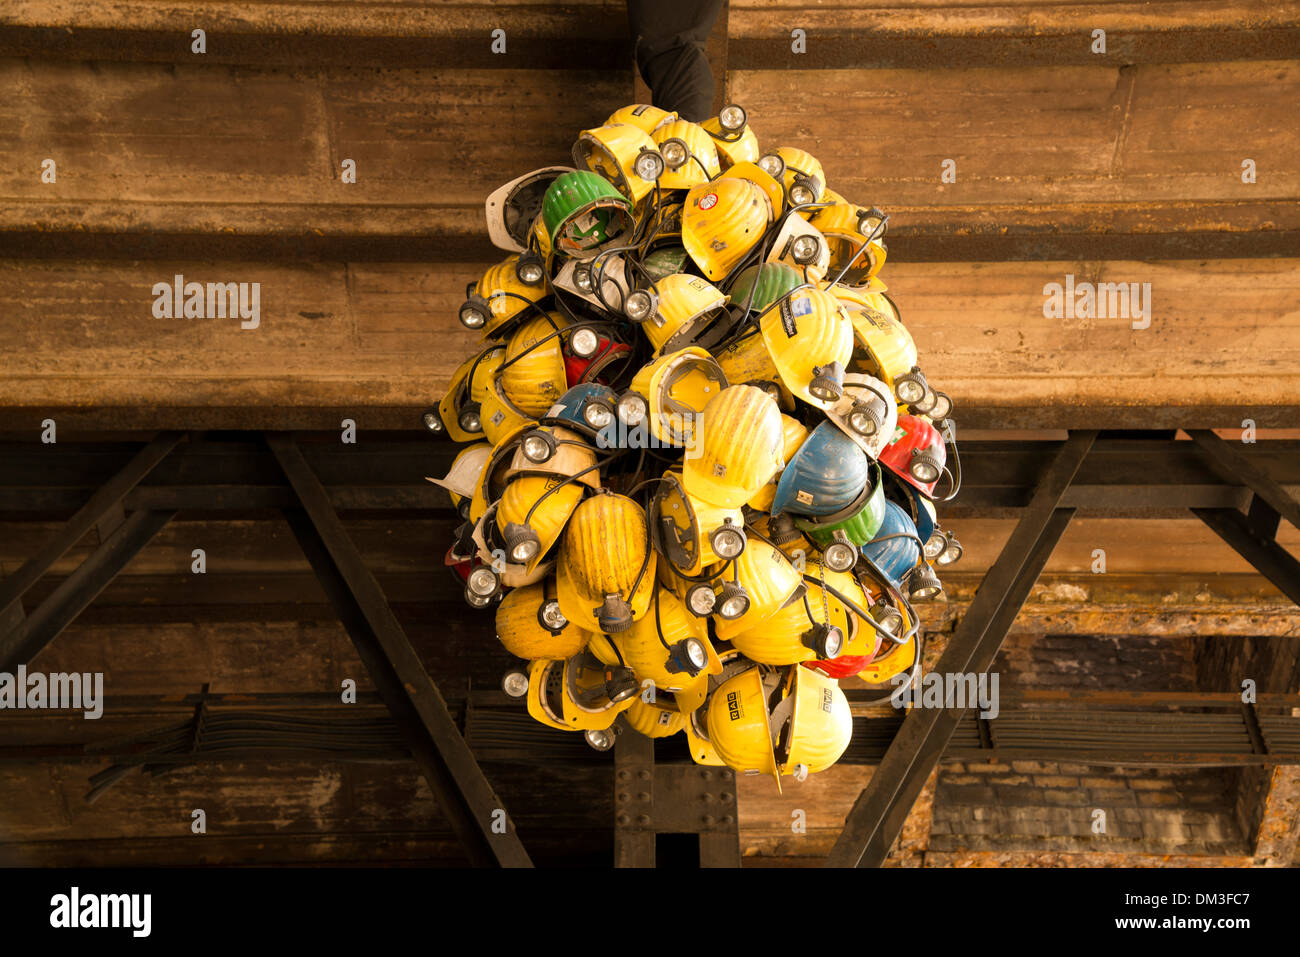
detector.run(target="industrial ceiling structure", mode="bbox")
[1,1,1298,868]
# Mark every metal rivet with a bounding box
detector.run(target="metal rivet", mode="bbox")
[617,813,630,825]
[702,815,716,826]
[638,791,650,802]
[638,769,651,781]
[722,814,735,825]
[637,814,651,826]
[617,792,629,804]
[720,792,733,802]
[701,770,712,781]
[700,793,714,804]
[617,770,630,781]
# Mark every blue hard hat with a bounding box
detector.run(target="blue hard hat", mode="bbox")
[860,500,921,588]
[771,421,870,517]
[541,383,618,440]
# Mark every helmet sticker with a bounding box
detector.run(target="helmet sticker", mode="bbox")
[632,105,650,116]
[888,425,906,445]
[698,192,718,211]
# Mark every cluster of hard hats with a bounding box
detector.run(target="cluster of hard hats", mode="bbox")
[426,103,963,789]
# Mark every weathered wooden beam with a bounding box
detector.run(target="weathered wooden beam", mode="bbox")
[0,1,631,68]
[729,2,1300,68]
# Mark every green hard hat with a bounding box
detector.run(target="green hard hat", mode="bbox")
[728,262,805,316]
[796,462,887,549]
[542,170,634,258]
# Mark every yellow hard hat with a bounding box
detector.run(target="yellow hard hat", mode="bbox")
[612,587,721,693]
[748,413,810,511]
[500,312,571,416]
[507,424,601,489]
[438,346,503,442]
[845,301,918,387]
[525,654,639,732]
[703,105,761,169]
[716,286,853,411]
[652,471,746,577]
[635,274,730,354]
[426,442,492,511]
[653,119,721,189]
[495,579,589,660]
[681,178,774,282]
[706,664,782,788]
[494,473,585,572]
[712,537,806,640]
[771,665,853,777]
[728,571,852,665]
[556,492,658,633]
[460,255,551,339]
[719,161,786,221]
[810,202,887,285]
[573,123,665,204]
[480,374,538,447]
[629,347,728,448]
[625,697,688,738]
[605,103,678,135]
[681,384,785,509]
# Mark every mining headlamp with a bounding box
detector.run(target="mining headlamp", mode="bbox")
[909,448,942,484]
[894,369,928,405]
[757,153,785,180]
[848,396,886,436]
[789,181,816,207]
[718,104,747,133]
[908,561,943,601]
[585,728,615,751]
[515,250,545,286]
[617,391,648,427]
[911,388,938,415]
[823,532,858,573]
[709,518,747,560]
[858,206,887,238]
[666,637,709,677]
[633,148,666,182]
[467,566,501,599]
[936,530,963,566]
[520,430,557,463]
[583,397,615,430]
[716,581,751,620]
[501,668,529,697]
[929,391,953,421]
[569,327,600,358]
[502,522,541,564]
[875,606,904,640]
[659,138,689,170]
[790,233,822,265]
[422,409,444,433]
[459,298,490,330]
[457,402,483,435]
[808,361,845,401]
[538,598,567,634]
[802,621,844,659]
[624,288,657,323]
[686,583,717,616]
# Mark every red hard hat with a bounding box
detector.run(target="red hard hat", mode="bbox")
[878,414,946,498]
